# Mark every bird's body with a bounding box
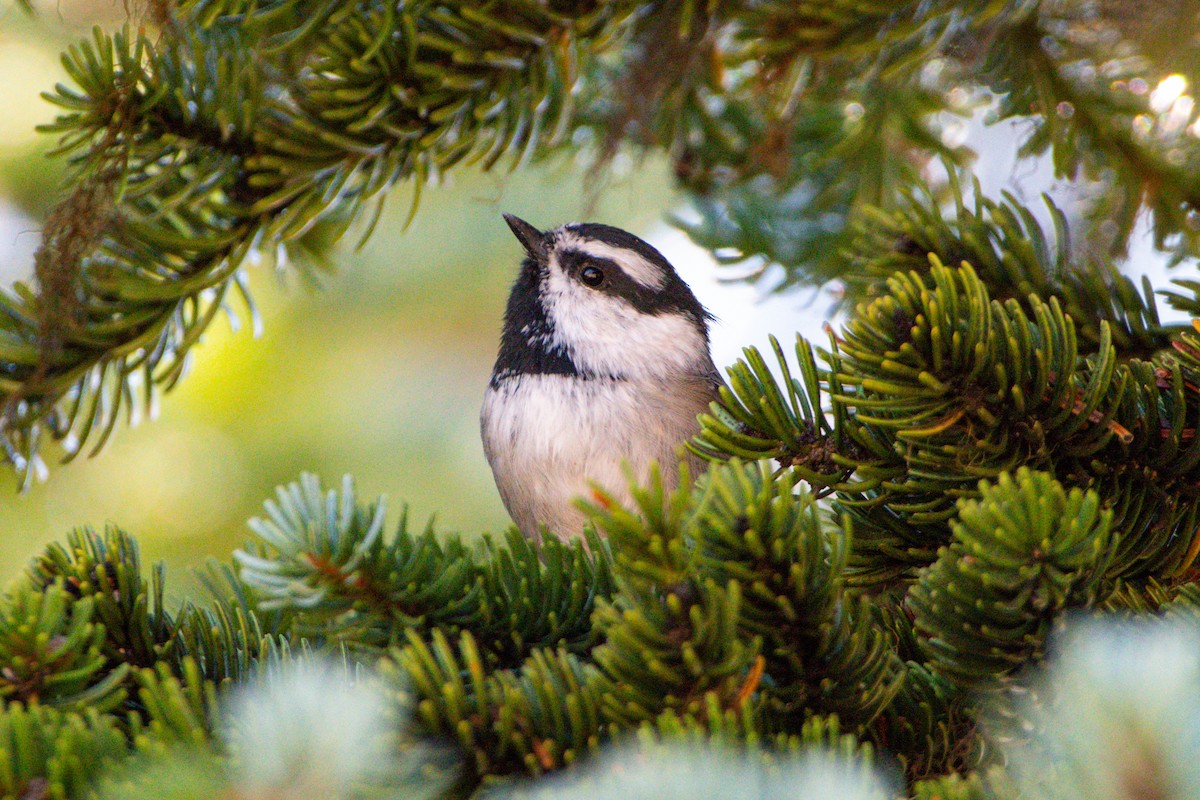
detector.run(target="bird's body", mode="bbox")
[481,216,721,542]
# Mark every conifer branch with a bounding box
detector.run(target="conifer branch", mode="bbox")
[845,175,1185,359]
[235,474,613,661]
[907,469,1115,688]
[988,6,1200,260]
[0,704,129,800]
[14,0,1200,488]
[3,461,1200,798]
[8,3,1200,798]
[4,3,651,481]
[0,585,129,711]
[695,256,1200,586]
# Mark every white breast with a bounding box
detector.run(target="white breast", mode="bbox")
[480,374,714,541]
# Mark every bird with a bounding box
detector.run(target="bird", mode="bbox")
[481,214,722,543]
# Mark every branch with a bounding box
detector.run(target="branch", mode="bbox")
[3,3,648,482]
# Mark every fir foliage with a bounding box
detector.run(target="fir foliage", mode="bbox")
[3,1,655,482]
[8,0,1200,798]
[908,469,1115,688]
[695,261,1200,587]
[843,177,1187,358]
[8,0,1200,483]
[0,585,123,710]
[0,704,127,800]
[235,473,613,663]
[0,462,1197,797]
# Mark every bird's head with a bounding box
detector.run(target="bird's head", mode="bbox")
[495,214,714,383]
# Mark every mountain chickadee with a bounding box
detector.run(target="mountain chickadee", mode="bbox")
[481,214,722,543]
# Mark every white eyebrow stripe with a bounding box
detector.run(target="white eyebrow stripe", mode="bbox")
[554,231,666,290]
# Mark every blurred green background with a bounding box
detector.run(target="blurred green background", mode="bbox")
[0,4,680,600]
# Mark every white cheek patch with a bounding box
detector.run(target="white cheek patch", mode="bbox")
[541,267,707,379]
[554,231,666,290]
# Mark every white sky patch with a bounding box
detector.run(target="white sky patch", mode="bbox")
[0,198,38,286]
[647,227,832,376]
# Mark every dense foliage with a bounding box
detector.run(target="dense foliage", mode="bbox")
[4,1,1200,798]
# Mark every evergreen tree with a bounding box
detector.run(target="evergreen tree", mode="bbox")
[3,1,1200,798]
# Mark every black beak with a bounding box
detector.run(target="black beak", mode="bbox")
[503,213,547,260]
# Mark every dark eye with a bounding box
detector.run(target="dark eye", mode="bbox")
[580,265,605,287]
